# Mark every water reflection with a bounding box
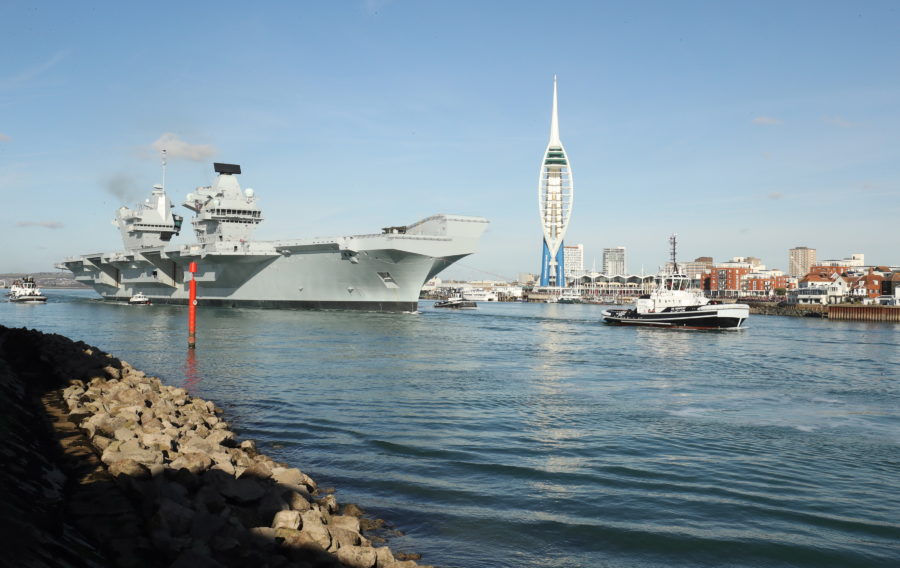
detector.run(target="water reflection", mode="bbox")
[183,348,200,392]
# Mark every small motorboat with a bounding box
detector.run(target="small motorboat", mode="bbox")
[8,276,47,303]
[129,292,151,305]
[434,297,477,309]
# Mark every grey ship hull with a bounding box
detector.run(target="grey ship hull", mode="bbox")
[62,215,488,313]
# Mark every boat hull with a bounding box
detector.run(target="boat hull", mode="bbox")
[603,305,748,329]
[434,299,477,309]
[10,296,48,303]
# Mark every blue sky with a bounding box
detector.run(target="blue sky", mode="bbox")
[2,1,899,279]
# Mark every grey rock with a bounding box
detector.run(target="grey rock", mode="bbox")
[329,526,362,548]
[275,527,325,552]
[374,546,396,567]
[272,510,301,530]
[108,458,150,479]
[318,494,339,514]
[154,498,196,536]
[193,485,226,514]
[240,459,272,480]
[219,476,265,504]
[258,489,289,522]
[239,439,257,455]
[299,510,331,550]
[189,511,227,544]
[181,434,216,455]
[287,490,312,512]
[113,427,137,441]
[91,434,113,452]
[206,429,235,447]
[141,432,174,452]
[329,514,361,533]
[170,452,213,475]
[336,545,377,568]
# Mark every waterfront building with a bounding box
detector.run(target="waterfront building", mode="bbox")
[564,244,584,280]
[678,256,714,285]
[704,262,753,298]
[743,270,793,297]
[789,247,817,278]
[574,273,655,301]
[788,273,850,305]
[816,253,865,268]
[602,247,626,276]
[537,76,574,287]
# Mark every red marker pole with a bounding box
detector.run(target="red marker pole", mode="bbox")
[188,261,197,349]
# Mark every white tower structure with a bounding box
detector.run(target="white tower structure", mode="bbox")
[538,76,574,287]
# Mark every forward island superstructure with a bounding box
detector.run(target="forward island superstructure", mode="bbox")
[61,163,488,312]
[538,76,574,287]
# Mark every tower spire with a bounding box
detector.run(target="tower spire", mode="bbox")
[549,75,561,146]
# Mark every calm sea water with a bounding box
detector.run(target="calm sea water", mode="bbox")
[4,290,899,567]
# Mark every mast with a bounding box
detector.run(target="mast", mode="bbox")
[669,233,680,273]
[161,149,167,192]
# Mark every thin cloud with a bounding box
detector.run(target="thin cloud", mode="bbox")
[1,50,68,90]
[0,133,10,142]
[753,116,782,125]
[824,116,858,128]
[151,133,216,161]
[17,220,64,229]
[767,192,783,200]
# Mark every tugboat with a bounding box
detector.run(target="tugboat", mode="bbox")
[602,235,749,329]
[434,296,477,309]
[8,276,48,303]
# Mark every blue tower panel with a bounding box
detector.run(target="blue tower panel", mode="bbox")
[540,239,551,286]
[556,243,565,286]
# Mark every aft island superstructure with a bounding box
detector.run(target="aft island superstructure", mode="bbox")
[61,163,488,312]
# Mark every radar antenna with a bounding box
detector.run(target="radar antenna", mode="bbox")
[669,233,679,274]
[161,149,167,192]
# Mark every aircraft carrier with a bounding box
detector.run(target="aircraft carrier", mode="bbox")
[60,163,488,312]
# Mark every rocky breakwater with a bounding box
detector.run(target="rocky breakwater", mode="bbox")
[0,325,426,568]
[745,301,827,318]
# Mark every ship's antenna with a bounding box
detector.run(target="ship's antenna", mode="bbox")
[161,149,167,192]
[669,233,679,273]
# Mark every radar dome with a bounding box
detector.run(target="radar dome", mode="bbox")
[245,188,255,198]
[186,193,195,201]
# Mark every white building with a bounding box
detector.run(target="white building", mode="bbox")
[817,253,865,268]
[789,247,817,278]
[787,273,849,305]
[602,247,626,275]
[564,244,584,279]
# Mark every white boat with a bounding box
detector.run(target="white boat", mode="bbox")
[434,297,477,309]
[461,287,496,302]
[128,292,151,305]
[8,276,48,303]
[602,235,749,329]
